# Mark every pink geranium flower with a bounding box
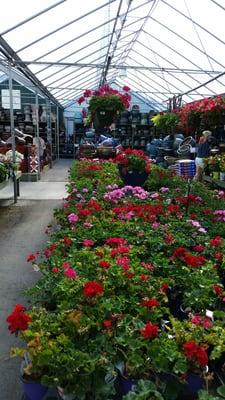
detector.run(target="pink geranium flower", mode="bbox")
[68,213,79,224]
[83,239,94,246]
[64,268,78,279]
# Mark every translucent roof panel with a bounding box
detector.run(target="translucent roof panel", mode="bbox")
[0,0,225,107]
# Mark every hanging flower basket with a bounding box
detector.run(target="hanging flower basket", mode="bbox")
[77,85,131,128]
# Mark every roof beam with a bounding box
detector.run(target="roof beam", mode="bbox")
[100,0,123,86]
[16,0,117,53]
[4,59,222,74]
[0,36,62,107]
[135,39,217,96]
[1,0,66,36]
[149,15,225,71]
[162,0,225,47]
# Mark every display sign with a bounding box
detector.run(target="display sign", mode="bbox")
[1,89,21,109]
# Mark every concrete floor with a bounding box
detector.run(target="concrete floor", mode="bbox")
[0,159,72,399]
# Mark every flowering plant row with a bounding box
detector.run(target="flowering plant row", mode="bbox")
[151,95,225,133]
[7,160,225,399]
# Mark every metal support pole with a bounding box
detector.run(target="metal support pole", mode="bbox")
[46,99,52,168]
[185,179,192,216]
[8,62,17,203]
[56,106,60,160]
[35,92,41,178]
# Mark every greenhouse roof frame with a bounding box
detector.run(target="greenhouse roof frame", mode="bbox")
[0,0,224,110]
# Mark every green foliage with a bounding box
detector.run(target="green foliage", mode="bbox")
[0,162,7,182]
[122,380,164,400]
[151,113,180,131]
[88,94,125,114]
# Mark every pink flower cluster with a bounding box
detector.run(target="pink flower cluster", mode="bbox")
[104,186,149,203]
[68,213,79,224]
[213,210,225,222]
[77,84,131,108]
[187,219,207,234]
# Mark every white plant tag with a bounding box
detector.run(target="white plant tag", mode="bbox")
[206,309,214,321]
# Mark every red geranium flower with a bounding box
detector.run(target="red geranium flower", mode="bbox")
[159,283,169,293]
[106,237,127,247]
[26,253,37,262]
[79,209,91,217]
[99,260,111,269]
[102,320,112,329]
[140,274,149,281]
[52,267,60,273]
[142,298,159,308]
[183,341,208,366]
[183,254,206,268]
[171,247,188,259]
[141,322,159,339]
[214,252,223,262]
[6,304,31,334]
[210,236,222,247]
[83,239,94,247]
[193,244,205,252]
[83,281,104,297]
[213,284,223,296]
[63,237,73,246]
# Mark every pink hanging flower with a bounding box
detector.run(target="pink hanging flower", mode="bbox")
[123,85,130,92]
[64,268,78,279]
[77,96,85,105]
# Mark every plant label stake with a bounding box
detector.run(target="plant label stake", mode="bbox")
[177,159,196,216]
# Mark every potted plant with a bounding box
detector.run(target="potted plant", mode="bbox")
[151,112,180,132]
[77,85,131,129]
[0,162,8,188]
[114,148,152,187]
[6,304,48,400]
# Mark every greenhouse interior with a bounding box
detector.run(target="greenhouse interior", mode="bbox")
[1,1,225,399]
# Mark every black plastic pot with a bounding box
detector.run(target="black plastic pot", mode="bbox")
[119,168,149,187]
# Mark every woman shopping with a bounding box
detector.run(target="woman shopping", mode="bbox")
[194,130,216,181]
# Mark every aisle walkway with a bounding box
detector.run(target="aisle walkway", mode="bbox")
[0,159,72,399]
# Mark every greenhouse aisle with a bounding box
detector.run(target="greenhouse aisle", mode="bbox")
[0,159,72,400]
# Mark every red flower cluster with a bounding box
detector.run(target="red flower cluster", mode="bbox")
[183,341,208,366]
[113,203,163,223]
[43,243,57,258]
[110,246,130,258]
[106,237,128,247]
[210,236,222,247]
[77,84,131,108]
[26,253,37,262]
[213,284,224,297]
[62,237,73,246]
[193,244,205,253]
[102,320,112,329]
[6,304,31,334]
[171,247,188,259]
[191,315,212,329]
[171,247,206,268]
[142,298,159,308]
[183,254,207,268]
[83,281,104,297]
[178,95,225,130]
[141,322,159,339]
[99,260,111,269]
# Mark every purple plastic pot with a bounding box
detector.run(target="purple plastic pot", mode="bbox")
[181,373,204,398]
[21,377,48,400]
